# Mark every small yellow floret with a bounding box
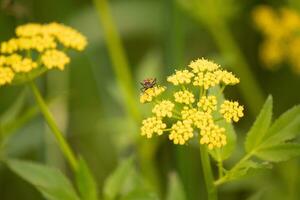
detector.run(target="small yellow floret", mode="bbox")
[200,124,226,149]
[197,95,217,113]
[0,67,15,86]
[181,106,213,129]
[220,100,244,122]
[41,49,70,70]
[141,117,167,138]
[193,72,219,90]
[188,58,220,73]
[11,57,38,73]
[167,69,194,85]
[169,120,194,145]
[174,90,195,104]
[140,86,166,103]
[152,100,174,118]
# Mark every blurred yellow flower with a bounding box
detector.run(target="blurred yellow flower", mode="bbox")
[140,58,244,149]
[0,22,87,86]
[220,100,244,122]
[41,49,70,70]
[253,6,300,74]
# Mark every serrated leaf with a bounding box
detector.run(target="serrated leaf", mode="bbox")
[6,159,80,200]
[103,157,134,200]
[255,143,300,162]
[208,86,236,161]
[166,173,186,200]
[245,96,273,153]
[262,106,300,146]
[225,160,271,182]
[75,157,98,200]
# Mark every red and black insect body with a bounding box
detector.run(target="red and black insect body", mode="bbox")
[140,78,157,92]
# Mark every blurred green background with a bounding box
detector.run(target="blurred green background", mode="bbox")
[1,0,300,199]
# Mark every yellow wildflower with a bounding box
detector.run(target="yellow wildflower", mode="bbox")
[174,90,195,104]
[200,124,226,150]
[140,58,244,149]
[220,100,244,122]
[169,120,193,145]
[197,95,217,113]
[181,106,213,129]
[152,100,174,118]
[141,117,167,138]
[253,6,300,74]
[11,58,38,73]
[216,70,240,85]
[0,67,14,86]
[188,58,220,73]
[140,86,166,103]
[41,49,70,70]
[193,72,219,90]
[167,69,194,85]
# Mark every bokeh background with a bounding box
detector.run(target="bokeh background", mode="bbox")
[1,0,300,199]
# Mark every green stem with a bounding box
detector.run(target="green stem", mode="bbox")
[29,81,78,171]
[92,0,160,194]
[200,144,218,200]
[92,0,141,122]
[214,151,254,186]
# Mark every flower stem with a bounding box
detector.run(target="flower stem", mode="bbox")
[29,81,78,171]
[200,144,218,200]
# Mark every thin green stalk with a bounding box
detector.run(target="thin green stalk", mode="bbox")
[29,81,78,171]
[200,144,218,200]
[92,0,140,122]
[214,151,254,186]
[92,0,160,194]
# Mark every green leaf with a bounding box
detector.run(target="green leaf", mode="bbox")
[120,189,158,200]
[255,143,300,162]
[245,96,273,153]
[5,159,80,200]
[166,173,186,200]
[75,157,98,200]
[258,106,300,147]
[103,157,134,200]
[225,160,271,182]
[208,86,236,161]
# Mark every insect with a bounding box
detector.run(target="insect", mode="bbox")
[140,78,157,92]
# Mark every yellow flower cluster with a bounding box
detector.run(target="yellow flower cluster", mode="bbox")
[152,100,174,118]
[174,90,195,104]
[169,120,193,145]
[167,69,194,85]
[197,95,217,113]
[140,58,244,149]
[41,50,70,70]
[140,86,166,103]
[0,22,87,86]
[220,100,244,122]
[200,125,226,149]
[141,117,167,138]
[253,6,300,74]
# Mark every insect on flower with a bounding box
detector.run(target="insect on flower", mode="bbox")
[140,78,157,92]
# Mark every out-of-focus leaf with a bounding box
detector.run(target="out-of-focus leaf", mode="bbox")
[120,189,158,200]
[255,143,300,162]
[75,157,98,200]
[5,159,80,200]
[246,190,265,200]
[166,173,186,200]
[103,157,134,200]
[262,106,300,146]
[226,160,271,182]
[209,86,236,161]
[245,96,273,153]
[0,89,27,125]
